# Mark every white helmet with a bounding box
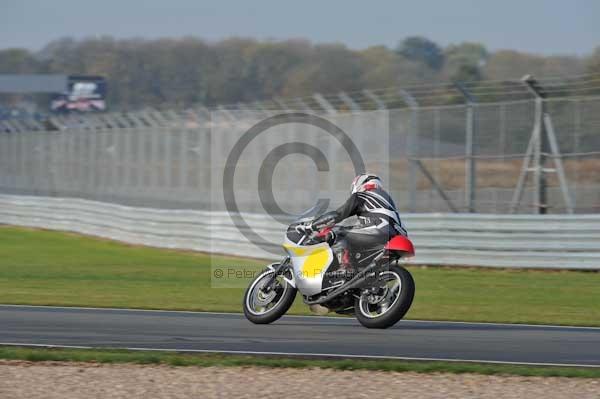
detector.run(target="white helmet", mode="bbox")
[350,173,382,194]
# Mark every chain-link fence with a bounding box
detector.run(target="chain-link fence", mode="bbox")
[1,74,600,214]
[394,96,600,213]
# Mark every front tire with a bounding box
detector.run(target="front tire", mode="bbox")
[243,266,297,324]
[354,263,415,329]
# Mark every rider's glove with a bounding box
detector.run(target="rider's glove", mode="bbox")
[312,211,337,230]
[296,223,313,235]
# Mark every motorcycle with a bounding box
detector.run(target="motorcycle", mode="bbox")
[243,208,415,329]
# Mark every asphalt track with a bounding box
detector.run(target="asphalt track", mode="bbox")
[1,305,600,367]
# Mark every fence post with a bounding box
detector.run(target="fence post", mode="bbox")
[399,89,419,212]
[362,89,387,111]
[572,99,581,210]
[338,91,362,112]
[313,93,337,114]
[522,76,547,214]
[455,83,477,212]
[510,75,573,214]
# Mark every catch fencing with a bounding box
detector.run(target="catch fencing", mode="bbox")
[1,194,599,269]
[1,74,600,214]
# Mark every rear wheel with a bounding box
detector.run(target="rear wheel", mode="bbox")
[243,265,297,324]
[354,263,414,329]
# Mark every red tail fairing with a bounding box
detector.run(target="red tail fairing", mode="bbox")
[384,235,415,257]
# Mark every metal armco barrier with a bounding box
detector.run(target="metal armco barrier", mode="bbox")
[1,194,599,269]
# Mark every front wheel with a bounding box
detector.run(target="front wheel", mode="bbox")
[243,265,297,324]
[355,263,415,329]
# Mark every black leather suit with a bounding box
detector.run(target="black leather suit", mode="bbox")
[314,188,406,265]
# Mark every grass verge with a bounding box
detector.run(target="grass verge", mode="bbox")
[0,226,599,326]
[1,346,599,378]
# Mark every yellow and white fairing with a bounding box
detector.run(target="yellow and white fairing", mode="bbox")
[283,237,334,296]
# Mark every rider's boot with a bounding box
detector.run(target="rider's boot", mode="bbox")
[332,241,353,279]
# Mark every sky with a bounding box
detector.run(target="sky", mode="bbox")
[1,0,599,56]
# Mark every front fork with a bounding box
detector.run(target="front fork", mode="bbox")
[262,256,295,292]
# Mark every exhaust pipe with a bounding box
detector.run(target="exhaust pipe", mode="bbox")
[304,255,385,305]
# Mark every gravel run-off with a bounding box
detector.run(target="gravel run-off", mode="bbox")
[1,361,600,399]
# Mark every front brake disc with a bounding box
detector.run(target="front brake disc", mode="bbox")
[255,282,278,306]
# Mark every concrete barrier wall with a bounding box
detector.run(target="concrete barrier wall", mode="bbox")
[1,194,599,269]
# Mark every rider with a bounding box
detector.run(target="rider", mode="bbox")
[312,173,407,273]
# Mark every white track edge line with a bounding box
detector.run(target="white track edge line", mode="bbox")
[0,342,599,368]
[1,304,599,330]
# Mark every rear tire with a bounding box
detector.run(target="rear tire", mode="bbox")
[354,263,414,329]
[243,267,297,324]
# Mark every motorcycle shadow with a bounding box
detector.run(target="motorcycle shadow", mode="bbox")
[271,319,565,332]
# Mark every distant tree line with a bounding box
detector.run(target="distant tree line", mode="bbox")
[0,35,598,110]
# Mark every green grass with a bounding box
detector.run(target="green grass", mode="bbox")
[0,226,599,326]
[1,346,599,378]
